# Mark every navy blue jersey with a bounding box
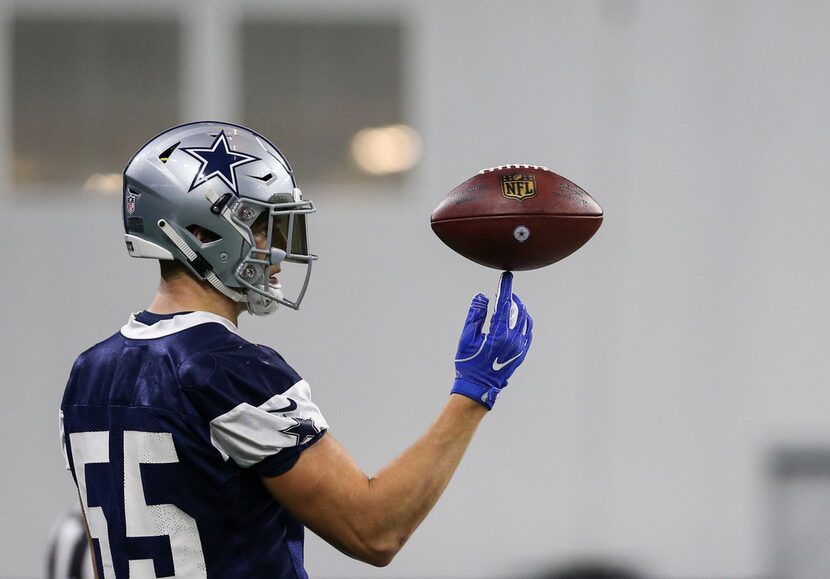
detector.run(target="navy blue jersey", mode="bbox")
[60,311,328,578]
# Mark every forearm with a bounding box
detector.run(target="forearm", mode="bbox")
[264,394,488,566]
[361,394,487,554]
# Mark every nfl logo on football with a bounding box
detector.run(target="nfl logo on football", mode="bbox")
[500,173,537,201]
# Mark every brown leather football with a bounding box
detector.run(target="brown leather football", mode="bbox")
[430,164,603,270]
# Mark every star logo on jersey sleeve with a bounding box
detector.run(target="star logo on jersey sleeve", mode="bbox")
[280,417,321,446]
[182,130,259,195]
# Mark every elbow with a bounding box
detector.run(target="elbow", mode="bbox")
[349,526,407,567]
[326,521,405,567]
[359,538,400,567]
[369,554,395,568]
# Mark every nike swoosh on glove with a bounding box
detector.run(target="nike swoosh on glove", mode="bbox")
[451,271,533,410]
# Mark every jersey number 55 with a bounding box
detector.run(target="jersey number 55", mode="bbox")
[69,430,207,578]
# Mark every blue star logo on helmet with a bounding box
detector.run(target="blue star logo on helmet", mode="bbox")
[182,130,259,195]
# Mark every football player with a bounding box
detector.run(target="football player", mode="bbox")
[60,121,533,577]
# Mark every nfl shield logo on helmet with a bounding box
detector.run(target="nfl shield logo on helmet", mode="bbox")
[500,173,537,201]
[126,189,140,215]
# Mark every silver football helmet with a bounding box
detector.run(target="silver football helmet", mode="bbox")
[122,121,316,314]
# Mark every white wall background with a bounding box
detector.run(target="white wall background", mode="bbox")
[1,1,829,577]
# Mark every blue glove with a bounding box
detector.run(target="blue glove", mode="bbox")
[451,272,533,410]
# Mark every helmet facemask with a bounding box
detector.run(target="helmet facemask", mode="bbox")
[224,189,317,314]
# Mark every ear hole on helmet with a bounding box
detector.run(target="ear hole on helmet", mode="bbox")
[158,142,180,163]
[186,225,221,243]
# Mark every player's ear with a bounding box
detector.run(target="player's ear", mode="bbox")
[187,225,220,244]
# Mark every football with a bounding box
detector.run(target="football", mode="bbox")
[430,164,603,270]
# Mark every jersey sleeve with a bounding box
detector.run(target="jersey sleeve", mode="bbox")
[178,346,328,477]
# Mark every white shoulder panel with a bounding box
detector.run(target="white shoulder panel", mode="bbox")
[208,379,328,467]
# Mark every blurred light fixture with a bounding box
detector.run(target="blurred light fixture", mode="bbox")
[350,124,422,176]
[84,173,122,195]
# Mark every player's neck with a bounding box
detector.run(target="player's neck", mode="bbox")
[147,272,241,326]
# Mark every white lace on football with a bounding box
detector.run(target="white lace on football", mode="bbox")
[478,164,550,174]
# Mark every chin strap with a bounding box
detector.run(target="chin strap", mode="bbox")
[207,273,246,303]
[157,219,245,303]
[246,287,280,316]
[157,217,284,317]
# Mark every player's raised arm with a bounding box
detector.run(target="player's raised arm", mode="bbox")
[261,272,533,567]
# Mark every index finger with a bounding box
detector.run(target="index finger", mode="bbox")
[495,271,513,306]
[491,271,514,326]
